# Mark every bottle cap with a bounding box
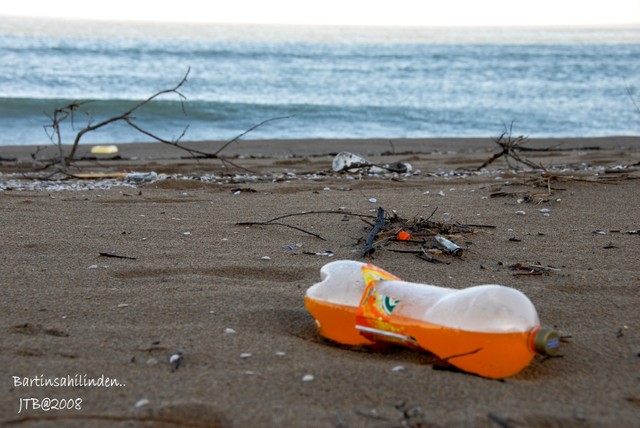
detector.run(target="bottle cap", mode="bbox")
[533,327,560,356]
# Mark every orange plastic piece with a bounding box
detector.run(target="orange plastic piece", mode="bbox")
[304,297,373,346]
[397,230,412,241]
[391,316,537,379]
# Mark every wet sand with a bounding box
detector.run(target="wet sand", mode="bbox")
[1,137,639,427]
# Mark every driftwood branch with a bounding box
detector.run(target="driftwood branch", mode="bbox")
[363,207,386,256]
[213,115,295,157]
[39,67,293,170]
[265,210,376,223]
[236,221,326,241]
[236,210,377,241]
[165,114,293,165]
[62,68,192,164]
[477,122,542,171]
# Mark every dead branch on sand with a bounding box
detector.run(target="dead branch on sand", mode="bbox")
[44,68,192,167]
[237,210,377,241]
[38,67,292,171]
[477,123,542,171]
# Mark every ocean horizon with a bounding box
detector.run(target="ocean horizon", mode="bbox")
[1,15,639,147]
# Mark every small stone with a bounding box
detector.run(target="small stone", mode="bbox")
[240,352,252,358]
[302,374,314,382]
[224,328,237,334]
[135,398,149,408]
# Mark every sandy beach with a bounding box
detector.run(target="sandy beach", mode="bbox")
[1,137,639,427]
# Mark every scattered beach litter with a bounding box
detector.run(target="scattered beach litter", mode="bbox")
[169,351,183,371]
[332,152,371,172]
[2,152,637,192]
[134,398,149,408]
[302,250,334,257]
[434,235,463,256]
[332,151,412,174]
[125,171,158,182]
[239,206,493,263]
[0,170,160,191]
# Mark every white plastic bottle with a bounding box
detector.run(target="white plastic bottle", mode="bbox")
[305,260,559,378]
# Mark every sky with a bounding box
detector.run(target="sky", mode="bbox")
[1,0,639,27]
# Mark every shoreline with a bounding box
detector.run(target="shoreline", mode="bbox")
[2,136,639,192]
[2,135,639,160]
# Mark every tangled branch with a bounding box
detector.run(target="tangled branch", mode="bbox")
[41,68,293,170]
[477,122,542,171]
[44,68,191,166]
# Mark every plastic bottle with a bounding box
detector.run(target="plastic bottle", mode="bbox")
[304,260,559,379]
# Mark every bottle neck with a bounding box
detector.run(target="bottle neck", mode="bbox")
[529,327,560,356]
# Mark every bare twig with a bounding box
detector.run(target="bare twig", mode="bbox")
[213,115,295,157]
[363,207,386,256]
[478,122,542,171]
[236,210,378,242]
[99,252,137,260]
[416,248,446,264]
[38,67,294,172]
[63,68,192,164]
[265,210,376,223]
[236,221,326,240]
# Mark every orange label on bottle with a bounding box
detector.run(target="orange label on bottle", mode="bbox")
[356,264,419,348]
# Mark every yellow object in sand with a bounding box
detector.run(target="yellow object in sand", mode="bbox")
[90,145,119,155]
[73,172,127,179]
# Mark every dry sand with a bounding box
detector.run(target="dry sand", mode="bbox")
[1,137,639,427]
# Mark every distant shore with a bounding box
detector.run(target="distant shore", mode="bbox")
[3,14,640,44]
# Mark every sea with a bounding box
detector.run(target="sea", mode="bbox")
[0,16,639,147]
